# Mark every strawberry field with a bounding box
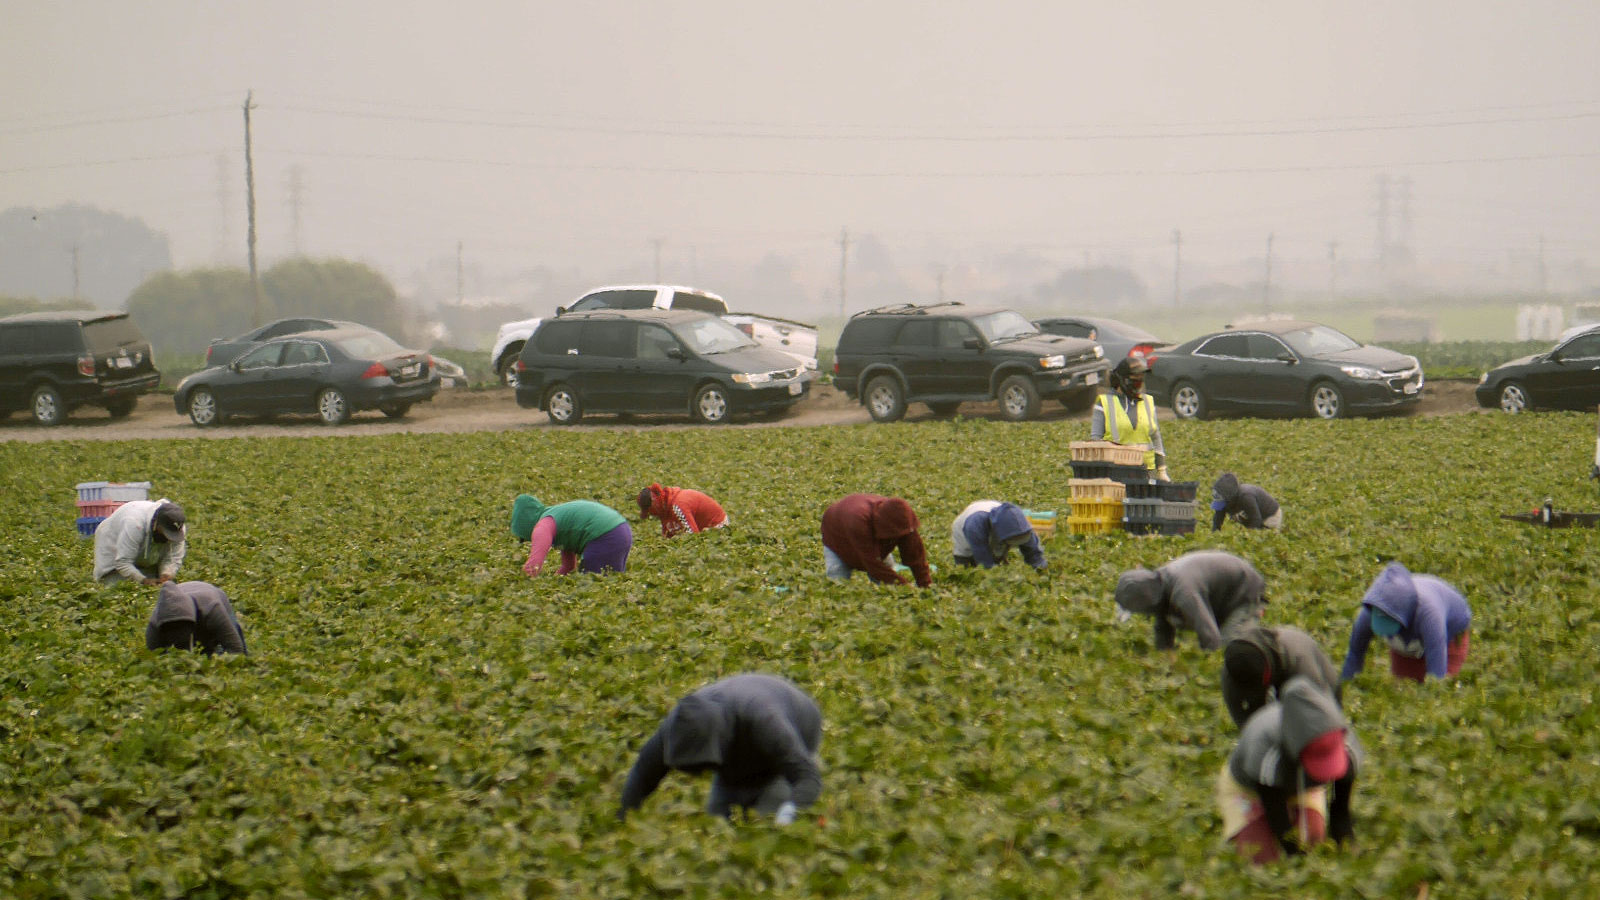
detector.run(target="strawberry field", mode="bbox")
[2,412,1598,898]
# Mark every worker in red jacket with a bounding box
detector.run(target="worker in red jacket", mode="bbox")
[637,483,728,537]
[820,493,932,587]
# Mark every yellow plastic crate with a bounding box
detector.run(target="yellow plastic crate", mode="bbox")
[1067,516,1121,536]
[1069,478,1126,501]
[1069,440,1149,466]
[1070,498,1124,521]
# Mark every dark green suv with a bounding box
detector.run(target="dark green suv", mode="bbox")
[0,310,160,425]
[832,302,1109,422]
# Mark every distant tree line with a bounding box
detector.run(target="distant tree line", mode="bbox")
[127,258,411,355]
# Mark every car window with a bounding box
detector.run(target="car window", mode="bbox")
[282,341,328,366]
[838,317,900,349]
[1195,334,1249,358]
[81,317,144,351]
[1280,325,1361,357]
[569,289,656,312]
[334,331,407,359]
[670,291,724,313]
[534,320,583,355]
[261,319,310,339]
[578,322,636,358]
[1045,321,1093,339]
[937,319,979,348]
[637,324,681,360]
[971,310,1037,342]
[674,316,759,354]
[894,320,935,347]
[0,324,41,354]
[1559,333,1600,359]
[1245,334,1292,360]
[237,343,285,370]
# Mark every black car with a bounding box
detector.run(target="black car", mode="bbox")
[513,309,813,425]
[0,309,160,425]
[832,302,1108,422]
[1475,327,1600,413]
[1034,315,1168,363]
[173,327,440,426]
[204,317,360,367]
[1146,320,1422,420]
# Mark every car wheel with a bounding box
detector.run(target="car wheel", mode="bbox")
[928,401,962,417]
[545,385,582,425]
[1309,381,1345,419]
[1498,381,1530,414]
[693,383,731,424]
[30,384,65,426]
[317,387,351,425]
[998,375,1041,421]
[497,344,524,386]
[864,375,906,423]
[1171,380,1207,420]
[106,397,137,418]
[379,402,412,419]
[187,388,221,427]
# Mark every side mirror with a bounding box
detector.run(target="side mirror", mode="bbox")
[229,360,243,373]
[1550,351,1564,364]
[963,337,983,350]
[666,347,686,360]
[1277,353,1297,364]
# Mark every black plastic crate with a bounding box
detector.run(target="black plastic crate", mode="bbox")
[1070,461,1151,484]
[1125,480,1200,501]
[1123,498,1195,522]
[1124,519,1196,536]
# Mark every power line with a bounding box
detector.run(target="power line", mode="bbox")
[0,105,234,138]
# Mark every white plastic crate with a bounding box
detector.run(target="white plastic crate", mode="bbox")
[75,481,151,503]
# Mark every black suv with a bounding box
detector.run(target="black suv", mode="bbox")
[832,302,1109,422]
[0,310,160,425]
[514,309,814,424]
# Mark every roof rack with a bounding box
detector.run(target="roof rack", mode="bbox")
[851,301,966,318]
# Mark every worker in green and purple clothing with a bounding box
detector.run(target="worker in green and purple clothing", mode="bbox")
[511,494,633,576]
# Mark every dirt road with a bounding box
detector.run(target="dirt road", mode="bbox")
[0,380,1486,443]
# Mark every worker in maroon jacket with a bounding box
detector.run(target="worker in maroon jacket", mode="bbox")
[820,493,932,587]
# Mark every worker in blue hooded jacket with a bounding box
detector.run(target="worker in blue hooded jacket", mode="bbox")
[1339,562,1472,683]
[950,500,1047,571]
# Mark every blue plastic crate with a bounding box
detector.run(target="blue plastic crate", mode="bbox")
[76,515,107,537]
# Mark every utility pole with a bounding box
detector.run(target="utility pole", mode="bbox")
[1327,240,1339,300]
[838,227,851,319]
[652,238,663,282]
[287,164,305,256]
[1538,233,1547,296]
[1171,228,1182,306]
[1263,232,1274,313]
[935,265,947,302]
[214,153,232,264]
[456,241,464,306]
[243,90,261,328]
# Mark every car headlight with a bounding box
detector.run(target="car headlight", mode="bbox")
[1339,365,1384,379]
[731,372,771,385]
[1093,345,1104,358]
[1478,372,1488,384]
[1039,355,1065,369]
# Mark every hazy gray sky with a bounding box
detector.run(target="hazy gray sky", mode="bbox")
[5,0,1599,300]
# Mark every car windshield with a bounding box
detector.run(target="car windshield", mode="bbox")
[1280,325,1361,357]
[1099,319,1163,342]
[334,331,407,359]
[674,316,758,354]
[972,310,1038,342]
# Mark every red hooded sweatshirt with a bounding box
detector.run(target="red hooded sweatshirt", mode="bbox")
[820,494,931,587]
[642,484,727,537]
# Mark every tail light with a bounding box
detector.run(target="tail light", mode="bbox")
[204,346,213,364]
[1130,343,1157,363]
[735,323,754,337]
[514,359,526,372]
[77,354,95,377]
[831,358,839,375]
[360,362,389,379]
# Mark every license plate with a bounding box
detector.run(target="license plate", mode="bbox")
[400,363,420,377]
[1404,381,1420,394]
[788,382,802,396]
[113,357,133,369]
[1084,372,1099,385]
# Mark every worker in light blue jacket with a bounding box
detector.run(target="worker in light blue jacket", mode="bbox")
[1339,562,1471,683]
[950,500,1047,571]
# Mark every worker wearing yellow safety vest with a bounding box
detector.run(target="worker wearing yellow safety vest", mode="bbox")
[1090,351,1171,481]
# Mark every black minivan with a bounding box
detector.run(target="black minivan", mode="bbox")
[514,309,814,424]
[0,310,161,425]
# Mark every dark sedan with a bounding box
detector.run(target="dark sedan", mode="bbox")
[204,317,361,367]
[174,327,441,426]
[1034,315,1167,363]
[1146,321,1423,420]
[1476,327,1600,413]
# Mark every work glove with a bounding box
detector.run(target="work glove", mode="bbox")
[774,802,798,825]
[1155,466,1171,482]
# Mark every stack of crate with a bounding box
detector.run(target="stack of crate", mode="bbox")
[1067,441,1147,535]
[1122,480,1200,535]
[1023,509,1057,540]
[74,481,151,537]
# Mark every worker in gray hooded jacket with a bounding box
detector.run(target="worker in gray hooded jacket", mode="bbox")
[1218,676,1360,863]
[950,500,1047,570]
[92,499,187,585]
[146,581,247,655]
[619,674,822,824]
[1210,472,1283,531]
[1114,550,1266,651]
[1221,625,1340,728]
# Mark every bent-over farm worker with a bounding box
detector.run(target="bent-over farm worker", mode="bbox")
[949,500,1046,571]
[1339,562,1471,683]
[1114,550,1267,651]
[511,494,633,576]
[619,673,822,824]
[1090,351,1170,481]
[92,499,187,586]
[820,493,932,587]
[147,581,247,655]
[1210,472,1283,531]
[637,483,728,537]
[1221,624,1340,728]
[1218,676,1360,864]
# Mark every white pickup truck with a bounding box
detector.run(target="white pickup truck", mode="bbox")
[489,285,819,384]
